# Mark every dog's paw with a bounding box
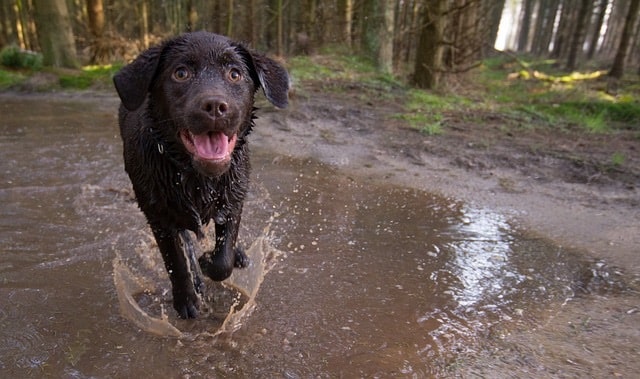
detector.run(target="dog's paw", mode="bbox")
[234,247,250,268]
[199,254,232,281]
[173,289,200,319]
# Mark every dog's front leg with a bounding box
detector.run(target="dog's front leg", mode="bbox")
[199,214,249,281]
[151,226,200,319]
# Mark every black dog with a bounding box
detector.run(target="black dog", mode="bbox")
[113,31,289,318]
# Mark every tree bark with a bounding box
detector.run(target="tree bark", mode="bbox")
[517,0,534,52]
[361,0,394,72]
[33,0,78,68]
[488,0,506,52]
[587,0,609,59]
[566,0,591,71]
[609,0,640,78]
[552,0,577,59]
[87,0,106,63]
[378,0,394,73]
[413,0,445,89]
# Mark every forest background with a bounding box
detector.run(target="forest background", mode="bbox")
[0,0,639,145]
[1,0,639,87]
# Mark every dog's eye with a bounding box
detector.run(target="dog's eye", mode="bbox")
[172,67,191,82]
[228,68,242,82]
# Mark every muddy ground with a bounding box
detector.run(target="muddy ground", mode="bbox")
[8,74,639,376]
[255,82,640,377]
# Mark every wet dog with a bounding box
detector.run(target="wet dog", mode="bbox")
[113,31,289,318]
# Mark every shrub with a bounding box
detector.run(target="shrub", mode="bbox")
[0,45,43,70]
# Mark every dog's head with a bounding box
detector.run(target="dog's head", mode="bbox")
[113,31,289,177]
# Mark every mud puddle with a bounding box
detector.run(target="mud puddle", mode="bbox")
[0,94,634,377]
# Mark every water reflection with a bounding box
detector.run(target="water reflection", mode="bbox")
[445,207,521,308]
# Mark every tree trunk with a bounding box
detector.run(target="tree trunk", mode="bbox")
[488,0,506,52]
[186,0,198,32]
[226,0,234,36]
[413,0,445,89]
[141,0,150,48]
[587,0,609,59]
[566,0,591,71]
[276,0,283,56]
[86,0,107,63]
[33,0,78,68]
[378,0,394,73]
[361,0,394,72]
[609,0,640,78]
[360,0,379,59]
[552,0,577,59]
[517,0,534,52]
[338,0,353,48]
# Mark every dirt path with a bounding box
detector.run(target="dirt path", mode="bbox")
[257,87,639,273]
[254,85,640,377]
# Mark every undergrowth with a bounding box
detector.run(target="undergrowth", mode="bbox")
[1,48,638,136]
[477,55,640,133]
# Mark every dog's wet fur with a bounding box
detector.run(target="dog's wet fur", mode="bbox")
[113,31,289,318]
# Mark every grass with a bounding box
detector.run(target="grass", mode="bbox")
[288,51,402,93]
[0,69,26,88]
[59,64,121,89]
[288,51,640,136]
[0,63,121,91]
[396,89,473,135]
[610,151,626,167]
[477,55,640,133]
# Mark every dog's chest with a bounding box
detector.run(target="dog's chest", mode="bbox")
[174,171,226,221]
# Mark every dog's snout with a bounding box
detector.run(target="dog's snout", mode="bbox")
[201,97,229,118]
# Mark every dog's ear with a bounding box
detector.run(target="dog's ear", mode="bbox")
[237,45,289,109]
[113,46,162,111]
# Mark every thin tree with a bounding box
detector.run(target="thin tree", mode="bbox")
[517,0,534,52]
[609,0,640,78]
[566,0,591,71]
[587,0,609,59]
[378,0,394,73]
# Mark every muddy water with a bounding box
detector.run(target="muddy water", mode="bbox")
[0,94,626,377]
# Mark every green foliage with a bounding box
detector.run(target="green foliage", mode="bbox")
[610,152,626,166]
[289,56,340,82]
[0,45,43,70]
[59,64,121,89]
[0,69,26,89]
[0,62,120,91]
[288,53,401,91]
[478,55,640,133]
[394,89,470,135]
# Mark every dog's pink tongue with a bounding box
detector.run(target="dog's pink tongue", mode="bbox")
[192,132,228,160]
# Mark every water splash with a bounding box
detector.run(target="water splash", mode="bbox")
[113,225,284,338]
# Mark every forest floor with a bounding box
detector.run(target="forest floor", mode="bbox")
[255,76,640,377]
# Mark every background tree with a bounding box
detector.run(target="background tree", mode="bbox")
[566,0,591,71]
[413,0,445,89]
[86,0,106,63]
[32,0,78,68]
[587,0,609,60]
[609,0,640,79]
[0,1,638,85]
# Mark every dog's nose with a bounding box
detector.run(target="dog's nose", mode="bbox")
[201,97,228,118]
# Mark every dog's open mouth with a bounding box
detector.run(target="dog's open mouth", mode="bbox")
[180,130,237,162]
